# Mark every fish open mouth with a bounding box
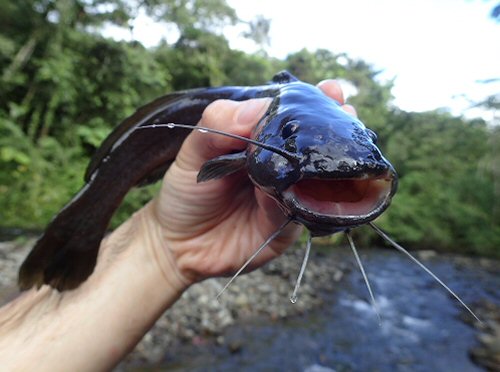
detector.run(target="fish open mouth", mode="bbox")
[282,173,395,222]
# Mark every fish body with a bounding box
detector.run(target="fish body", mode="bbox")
[200,73,397,236]
[18,71,397,291]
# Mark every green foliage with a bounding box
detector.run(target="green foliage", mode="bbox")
[0,0,498,258]
[377,110,500,256]
[285,49,347,83]
[0,115,86,227]
[284,49,394,137]
[0,0,232,228]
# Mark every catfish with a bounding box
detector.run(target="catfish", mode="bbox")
[18,72,480,322]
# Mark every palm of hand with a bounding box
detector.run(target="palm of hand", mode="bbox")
[153,100,301,284]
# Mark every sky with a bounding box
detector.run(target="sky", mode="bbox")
[106,0,500,122]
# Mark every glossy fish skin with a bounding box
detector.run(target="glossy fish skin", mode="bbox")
[18,71,397,291]
[247,80,397,235]
[201,73,397,236]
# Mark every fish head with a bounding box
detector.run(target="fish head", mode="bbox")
[247,83,398,236]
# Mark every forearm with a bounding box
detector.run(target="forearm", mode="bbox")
[0,202,187,371]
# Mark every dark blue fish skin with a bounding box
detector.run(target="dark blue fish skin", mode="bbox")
[18,71,397,291]
[250,81,391,187]
[246,79,397,235]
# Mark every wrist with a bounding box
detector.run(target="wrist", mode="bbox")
[66,202,190,368]
[0,202,190,371]
[137,200,193,291]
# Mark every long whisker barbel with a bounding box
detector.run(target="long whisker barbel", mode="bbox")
[369,222,482,323]
[137,123,300,163]
[346,230,381,324]
[290,232,312,304]
[216,218,293,300]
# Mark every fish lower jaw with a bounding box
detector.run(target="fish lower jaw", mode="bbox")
[282,177,394,221]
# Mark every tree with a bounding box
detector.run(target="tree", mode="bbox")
[0,0,240,227]
[379,110,500,255]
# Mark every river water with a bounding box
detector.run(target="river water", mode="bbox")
[145,248,499,372]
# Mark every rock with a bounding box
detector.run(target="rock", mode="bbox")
[227,339,243,354]
[304,364,337,372]
[467,301,500,371]
[0,239,35,305]
[416,250,437,260]
[333,269,343,282]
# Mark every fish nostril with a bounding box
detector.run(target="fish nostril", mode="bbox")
[282,120,299,139]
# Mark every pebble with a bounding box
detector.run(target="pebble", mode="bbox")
[468,300,500,371]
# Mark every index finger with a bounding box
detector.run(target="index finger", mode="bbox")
[317,79,358,117]
[317,79,345,105]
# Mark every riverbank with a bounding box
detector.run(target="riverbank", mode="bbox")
[122,240,350,365]
[1,239,498,371]
[0,238,349,364]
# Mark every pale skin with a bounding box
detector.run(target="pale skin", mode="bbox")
[0,80,356,371]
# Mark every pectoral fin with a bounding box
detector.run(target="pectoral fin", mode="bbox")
[197,152,247,182]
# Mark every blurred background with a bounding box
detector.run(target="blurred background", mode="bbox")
[0,1,499,371]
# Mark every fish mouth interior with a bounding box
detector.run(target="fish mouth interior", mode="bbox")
[285,176,393,217]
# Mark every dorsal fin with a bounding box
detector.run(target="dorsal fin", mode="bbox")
[271,70,299,84]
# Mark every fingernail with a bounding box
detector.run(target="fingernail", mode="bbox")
[317,79,344,105]
[236,98,271,125]
[342,104,358,117]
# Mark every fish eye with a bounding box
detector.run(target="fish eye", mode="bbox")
[282,120,299,138]
[366,128,378,144]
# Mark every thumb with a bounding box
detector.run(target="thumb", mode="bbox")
[175,98,272,172]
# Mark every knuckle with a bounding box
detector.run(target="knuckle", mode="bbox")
[201,99,238,129]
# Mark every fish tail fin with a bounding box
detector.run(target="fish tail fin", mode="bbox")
[18,181,123,291]
[18,235,100,291]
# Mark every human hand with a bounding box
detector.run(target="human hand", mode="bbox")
[143,79,356,288]
[0,79,357,372]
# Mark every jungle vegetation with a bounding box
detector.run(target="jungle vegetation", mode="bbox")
[1,0,498,257]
